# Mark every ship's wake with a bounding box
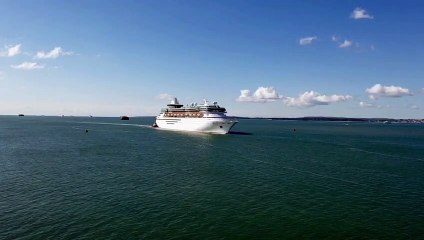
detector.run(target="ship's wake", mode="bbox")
[73,121,152,128]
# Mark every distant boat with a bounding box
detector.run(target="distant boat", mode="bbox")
[120,116,130,120]
[18,114,24,117]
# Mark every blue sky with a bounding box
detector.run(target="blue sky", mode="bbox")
[0,0,423,118]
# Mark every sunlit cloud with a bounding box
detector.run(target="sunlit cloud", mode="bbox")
[35,47,73,59]
[299,36,317,45]
[350,7,374,20]
[366,84,412,99]
[156,93,174,101]
[11,62,44,70]
[0,44,22,57]
[410,105,419,110]
[339,40,353,48]
[332,35,357,49]
[284,91,352,107]
[237,86,282,102]
[359,101,375,108]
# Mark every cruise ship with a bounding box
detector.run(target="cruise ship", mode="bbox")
[154,98,238,134]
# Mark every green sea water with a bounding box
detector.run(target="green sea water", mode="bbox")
[1,116,423,239]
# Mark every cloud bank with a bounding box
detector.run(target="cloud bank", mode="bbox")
[350,7,374,20]
[11,62,44,70]
[237,86,282,102]
[299,36,317,45]
[366,84,412,99]
[284,91,352,107]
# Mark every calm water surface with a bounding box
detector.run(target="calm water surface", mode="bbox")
[1,116,423,239]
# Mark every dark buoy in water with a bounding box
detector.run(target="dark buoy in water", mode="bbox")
[293,128,296,132]
[85,129,88,133]
[121,116,129,120]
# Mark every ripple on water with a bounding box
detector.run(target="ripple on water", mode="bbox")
[0,117,423,239]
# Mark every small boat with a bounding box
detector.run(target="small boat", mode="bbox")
[18,114,24,117]
[120,116,130,120]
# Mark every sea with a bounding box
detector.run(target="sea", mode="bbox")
[1,116,423,239]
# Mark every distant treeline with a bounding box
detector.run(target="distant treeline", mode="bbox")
[231,116,424,123]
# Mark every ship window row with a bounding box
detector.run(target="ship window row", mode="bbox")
[165,113,204,118]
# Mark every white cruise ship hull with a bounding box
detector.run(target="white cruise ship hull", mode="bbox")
[155,117,237,134]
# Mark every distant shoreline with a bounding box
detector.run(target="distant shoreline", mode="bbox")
[3,114,423,124]
[231,116,424,124]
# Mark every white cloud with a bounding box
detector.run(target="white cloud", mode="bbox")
[237,86,282,102]
[339,40,353,48]
[11,62,44,70]
[0,71,4,80]
[156,93,174,101]
[8,44,22,56]
[350,7,374,20]
[410,105,419,110]
[299,36,317,45]
[359,101,375,108]
[366,84,412,99]
[332,36,357,48]
[0,44,22,57]
[35,47,73,59]
[284,91,352,107]
[359,101,383,108]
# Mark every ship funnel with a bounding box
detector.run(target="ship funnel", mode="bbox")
[171,98,179,105]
